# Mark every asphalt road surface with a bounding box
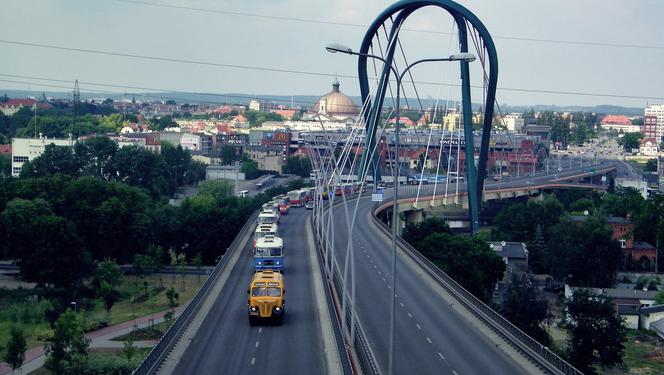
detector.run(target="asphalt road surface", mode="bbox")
[174,208,332,375]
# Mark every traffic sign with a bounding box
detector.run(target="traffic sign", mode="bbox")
[372,193,384,202]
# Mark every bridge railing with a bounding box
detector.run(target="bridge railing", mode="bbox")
[312,215,381,375]
[371,204,582,375]
[133,211,259,375]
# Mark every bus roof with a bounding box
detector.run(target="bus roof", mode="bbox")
[258,211,277,218]
[255,223,278,232]
[251,270,283,285]
[255,235,283,248]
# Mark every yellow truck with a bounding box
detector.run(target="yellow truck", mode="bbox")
[247,270,285,325]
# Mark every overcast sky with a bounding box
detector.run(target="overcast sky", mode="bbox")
[1,0,662,108]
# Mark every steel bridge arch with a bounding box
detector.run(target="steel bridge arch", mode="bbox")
[356,0,498,232]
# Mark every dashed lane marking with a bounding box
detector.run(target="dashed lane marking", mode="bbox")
[438,352,445,360]
[407,312,412,318]
[251,357,256,365]
[255,341,260,348]
[426,337,432,344]
[416,323,421,330]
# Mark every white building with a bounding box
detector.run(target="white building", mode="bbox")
[11,136,75,176]
[502,114,525,133]
[600,115,640,133]
[639,138,658,157]
[644,104,664,141]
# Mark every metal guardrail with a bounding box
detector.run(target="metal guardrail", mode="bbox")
[133,211,259,375]
[312,215,381,375]
[370,206,582,375]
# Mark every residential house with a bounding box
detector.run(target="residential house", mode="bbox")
[565,285,657,329]
[639,138,658,157]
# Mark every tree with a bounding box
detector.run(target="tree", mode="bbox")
[565,289,626,374]
[94,259,122,321]
[0,154,10,178]
[166,287,179,308]
[416,232,505,301]
[617,132,643,152]
[4,326,27,374]
[241,158,261,180]
[529,224,548,274]
[283,156,313,177]
[2,199,92,296]
[220,145,239,165]
[122,336,136,365]
[655,290,664,305]
[20,144,80,178]
[645,158,658,172]
[192,253,203,283]
[147,244,165,288]
[45,309,89,375]
[547,216,621,287]
[93,258,122,290]
[402,217,452,246]
[177,252,187,291]
[502,275,551,345]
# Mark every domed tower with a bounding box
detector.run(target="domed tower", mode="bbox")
[313,80,359,119]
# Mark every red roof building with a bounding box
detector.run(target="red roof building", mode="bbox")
[0,144,11,155]
[601,115,631,125]
[0,99,52,116]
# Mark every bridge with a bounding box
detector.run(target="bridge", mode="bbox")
[130,1,611,374]
[130,164,614,374]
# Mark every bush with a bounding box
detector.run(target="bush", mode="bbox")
[84,352,143,375]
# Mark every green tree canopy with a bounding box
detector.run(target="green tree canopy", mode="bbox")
[502,275,551,345]
[617,132,643,152]
[45,309,89,375]
[416,232,505,301]
[283,156,312,178]
[565,289,626,374]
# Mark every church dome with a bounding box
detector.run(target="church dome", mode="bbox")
[313,80,359,117]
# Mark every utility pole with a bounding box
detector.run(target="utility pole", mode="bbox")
[73,79,80,140]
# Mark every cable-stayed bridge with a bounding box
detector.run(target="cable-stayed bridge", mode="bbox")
[130,1,620,374]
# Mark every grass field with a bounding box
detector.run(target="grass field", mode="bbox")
[0,273,205,361]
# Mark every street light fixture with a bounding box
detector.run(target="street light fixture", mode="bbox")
[326,43,475,375]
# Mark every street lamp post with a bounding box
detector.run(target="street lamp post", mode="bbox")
[326,43,475,375]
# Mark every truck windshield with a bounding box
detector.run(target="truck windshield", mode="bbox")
[256,247,282,257]
[252,287,281,297]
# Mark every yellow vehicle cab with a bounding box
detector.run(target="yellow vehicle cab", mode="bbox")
[247,270,285,325]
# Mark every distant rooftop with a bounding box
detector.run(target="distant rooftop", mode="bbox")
[601,115,632,126]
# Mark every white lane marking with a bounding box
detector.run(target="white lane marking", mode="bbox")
[258,328,262,334]
[387,285,391,289]
[407,312,412,318]
[416,323,421,330]
[426,337,432,344]
[251,357,256,365]
[255,341,260,348]
[438,352,445,360]
[452,371,458,375]
[378,271,382,275]
[382,277,386,282]
[399,302,404,307]
[373,265,377,269]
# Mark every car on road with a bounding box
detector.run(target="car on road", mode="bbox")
[305,200,314,210]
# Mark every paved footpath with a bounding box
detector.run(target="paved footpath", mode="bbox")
[0,305,186,375]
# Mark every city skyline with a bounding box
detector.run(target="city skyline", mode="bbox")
[1,0,663,108]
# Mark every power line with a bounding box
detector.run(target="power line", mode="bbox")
[112,0,664,51]
[0,39,340,79]
[1,36,663,102]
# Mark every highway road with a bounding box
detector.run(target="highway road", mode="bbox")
[321,163,615,374]
[172,209,338,375]
[327,197,536,374]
